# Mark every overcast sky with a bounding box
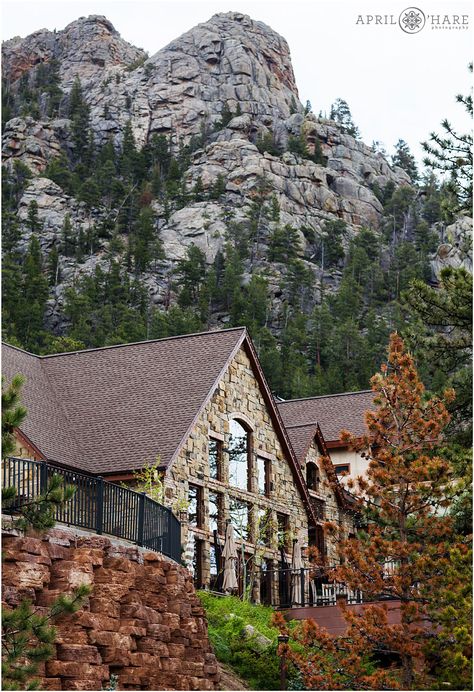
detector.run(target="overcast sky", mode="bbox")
[2,0,472,165]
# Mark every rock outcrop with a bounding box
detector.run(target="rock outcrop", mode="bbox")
[431,215,473,278]
[2,15,145,86]
[2,525,220,691]
[1,12,441,334]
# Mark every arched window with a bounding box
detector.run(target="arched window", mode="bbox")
[228,419,250,491]
[306,462,320,491]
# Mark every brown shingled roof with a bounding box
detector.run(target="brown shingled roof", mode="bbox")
[277,390,375,446]
[2,328,247,474]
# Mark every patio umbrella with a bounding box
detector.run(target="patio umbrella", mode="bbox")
[291,538,304,606]
[222,522,238,592]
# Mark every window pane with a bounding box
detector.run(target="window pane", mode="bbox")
[257,457,268,495]
[209,438,220,480]
[256,508,272,546]
[277,513,289,549]
[209,491,222,534]
[188,485,199,527]
[229,496,250,540]
[229,420,248,490]
[335,464,350,475]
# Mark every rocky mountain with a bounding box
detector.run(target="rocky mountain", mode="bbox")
[2,12,471,394]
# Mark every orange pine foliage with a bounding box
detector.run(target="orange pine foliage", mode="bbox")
[274,333,468,690]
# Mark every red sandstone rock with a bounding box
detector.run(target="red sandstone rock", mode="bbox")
[2,526,220,690]
[99,646,131,665]
[45,660,108,677]
[88,630,134,649]
[73,547,104,566]
[136,637,169,656]
[76,611,117,631]
[3,561,50,589]
[89,596,121,618]
[57,644,102,664]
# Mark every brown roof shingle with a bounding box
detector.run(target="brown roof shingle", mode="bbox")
[277,390,375,447]
[2,328,246,474]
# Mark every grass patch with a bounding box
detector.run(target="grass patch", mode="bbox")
[198,592,282,690]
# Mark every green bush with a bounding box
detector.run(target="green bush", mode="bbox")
[198,592,282,689]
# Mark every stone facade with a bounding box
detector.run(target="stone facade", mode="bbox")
[2,526,220,691]
[164,345,310,594]
[303,439,354,565]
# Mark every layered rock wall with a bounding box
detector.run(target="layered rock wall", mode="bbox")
[2,526,220,691]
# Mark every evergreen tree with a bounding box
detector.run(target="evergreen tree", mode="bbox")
[26,201,41,234]
[267,224,301,263]
[329,98,360,138]
[2,375,27,458]
[392,139,419,181]
[422,63,473,212]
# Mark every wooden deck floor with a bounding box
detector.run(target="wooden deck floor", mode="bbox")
[284,600,402,636]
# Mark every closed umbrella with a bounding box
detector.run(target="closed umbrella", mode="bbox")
[291,538,304,606]
[222,522,238,592]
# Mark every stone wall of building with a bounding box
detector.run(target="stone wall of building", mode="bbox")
[304,439,354,566]
[2,526,220,691]
[164,345,309,590]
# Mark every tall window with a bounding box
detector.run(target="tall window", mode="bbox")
[191,537,204,588]
[229,496,250,541]
[308,525,325,561]
[228,419,250,491]
[306,462,320,491]
[209,437,223,480]
[210,544,220,590]
[209,491,223,535]
[256,508,272,547]
[257,456,271,496]
[277,513,289,550]
[188,485,203,528]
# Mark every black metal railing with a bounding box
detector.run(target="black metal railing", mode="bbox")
[2,457,181,563]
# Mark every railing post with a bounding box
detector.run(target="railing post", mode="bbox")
[300,568,305,607]
[137,492,146,546]
[40,459,49,494]
[96,476,104,535]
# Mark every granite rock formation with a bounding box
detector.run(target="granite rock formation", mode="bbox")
[2,11,460,332]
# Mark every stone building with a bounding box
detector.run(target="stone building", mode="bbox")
[277,391,375,486]
[2,328,354,599]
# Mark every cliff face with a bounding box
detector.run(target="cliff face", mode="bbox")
[4,12,467,342]
[2,526,220,691]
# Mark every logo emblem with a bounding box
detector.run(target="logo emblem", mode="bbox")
[399,7,426,33]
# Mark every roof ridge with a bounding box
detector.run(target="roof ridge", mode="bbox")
[1,342,39,358]
[285,421,320,429]
[3,327,247,359]
[277,389,373,404]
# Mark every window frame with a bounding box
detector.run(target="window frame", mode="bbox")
[257,456,271,497]
[208,490,224,535]
[209,436,224,481]
[229,495,251,542]
[276,512,290,551]
[188,484,204,528]
[334,463,350,476]
[228,418,253,493]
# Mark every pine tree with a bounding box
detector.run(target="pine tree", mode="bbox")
[422,63,473,212]
[26,200,41,234]
[2,375,27,458]
[392,139,419,181]
[275,334,470,690]
[329,98,360,138]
